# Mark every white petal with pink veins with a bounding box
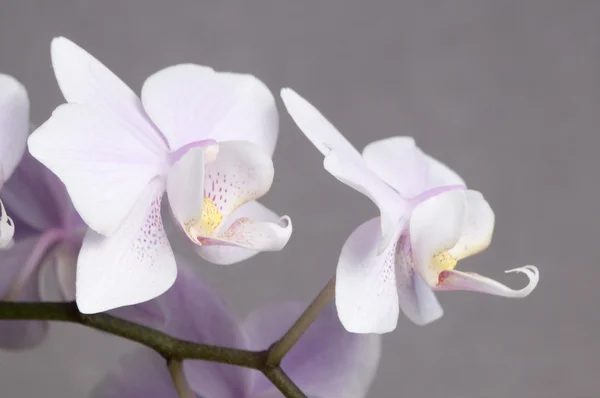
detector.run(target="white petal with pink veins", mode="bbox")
[76,178,176,314]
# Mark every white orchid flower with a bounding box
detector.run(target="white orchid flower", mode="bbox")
[281,88,538,334]
[27,37,292,314]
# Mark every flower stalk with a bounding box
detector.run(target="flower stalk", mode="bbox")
[167,359,196,398]
[0,301,307,398]
[266,276,336,365]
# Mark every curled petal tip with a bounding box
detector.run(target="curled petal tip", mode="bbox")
[505,264,539,276]
[504,265,539,296]
[278,215,292,228]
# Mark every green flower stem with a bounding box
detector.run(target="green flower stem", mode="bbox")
[0,301,307,398]
[167,359,196,398]
[266,276,336,365]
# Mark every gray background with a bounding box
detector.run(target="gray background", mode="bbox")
[0,0,598,397]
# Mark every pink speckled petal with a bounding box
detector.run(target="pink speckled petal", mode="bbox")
[203,141,273,218]
[335,217,402,334]
[28,103,168,237]
[75,178,176,314]
[188,141,276,243]
[394,238,443,325]
[194,201,290,265]
[196,215,292,263]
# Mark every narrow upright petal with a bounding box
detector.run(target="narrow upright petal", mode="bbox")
[76,179,176,314]
[324,152,405,249]
[28,104,167,236]
[362,136,429,198]
[280,88,360,161]
[245,303,381,398]
[50,37,166,153]
[142,64,278,154]
[281,89,405,246]
[335,217,402,334]
[0,74,29,182]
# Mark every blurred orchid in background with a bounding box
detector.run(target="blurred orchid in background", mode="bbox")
[0,74,29,248]
[91,257,381,398]
[27,37,292,314]
[0,152,85,348]
[281,88,539,334]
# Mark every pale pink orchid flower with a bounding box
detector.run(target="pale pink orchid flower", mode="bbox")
[281,88,539,334]
[27,37,292,314]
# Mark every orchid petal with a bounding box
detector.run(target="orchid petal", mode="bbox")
[177,141,289,256]
[142,64,278,155]
[75,179,176,314]
[50,37,166,153]
[281,89,404,244]
[448,190,495,260]
[436,266,539,297]
[194,200,288,265]
[335,217,402,334]
[28,104,167,236]
[409,189,466,286]
[424,154,466,189]
[245,302,381,398]
[281,88,360,160]
[395,240,444,325]
[91,348,178,398]
[324,152,405,249]
[0,237,48,349]
[166,146,207,236]
[0,74,29,181]
[201,141,274,223]
[362,136,429,198]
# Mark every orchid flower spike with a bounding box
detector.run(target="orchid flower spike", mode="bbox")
[28,37,292,314]
[92,259,381,398]
[0,74,29,248]
[281,88,539,334]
